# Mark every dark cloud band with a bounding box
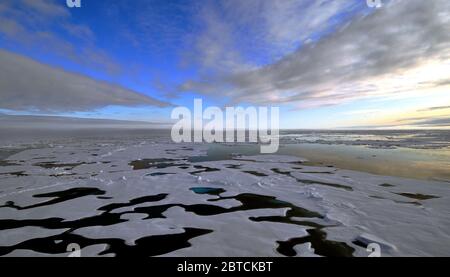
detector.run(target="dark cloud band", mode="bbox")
[0,50,170,112]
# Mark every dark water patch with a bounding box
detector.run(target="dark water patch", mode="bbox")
[369,195,421,206]
[99,194,168,213]
[132,204,176,219]
[0,160,20,166]
[33,162,84,170]
[271,168,353,191]
[119,227,213,257]
[0,187,105,210]
[182,204,230,216]
[394,200,421,206]
[132,192,323,220]
[146,172,175,176]
[0,171,27,177]
[300,171,335,175]
[225,164,242,169]
[289,161,305,165]
[295,178,353,191]
[231,158,256,163]
[395,192,439,200]
[271,168,292,176]
[300,161,329,167]
[0,228,213,257]
[129,159,187,170]
[49,173,77,177]
[34,187,105,199]
[0,218,67,231]
[190,187,225,196]
[189,165,220,175]
[380,183,395,187]
[352,239,368,248]
[0,211,126,231]
[250,216,325,229]
[164,149,181,152]
[276,229,354,257]
[178,166,190,169]
[243,171,268,177]
[211,193,323,219]
[97,196,113,200]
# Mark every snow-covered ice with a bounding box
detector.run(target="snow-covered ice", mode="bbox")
[0,138,449,257]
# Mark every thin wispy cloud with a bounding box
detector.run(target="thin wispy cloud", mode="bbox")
[189,0,361,71]
[418,106,450,112]
[413,117,450,127]
[394,116,450,128]
[0,0,120,74]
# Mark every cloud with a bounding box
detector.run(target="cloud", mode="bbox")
[341,109,383,115]
[0,50,170,112]
[62,23,95,42]
[107,0,198,57]
[402,117,450,127]
[0,0,120,74]
[256,0,359,57]
[414,117,450,127]
[20,0,69,18]
[183,0,359,75]
[376,115,450,129]
[0,114,172,130]
[181,0,450,108]
[418,106,450,112]
[345,117,450,129]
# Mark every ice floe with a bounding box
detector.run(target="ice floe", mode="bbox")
[0,138,449,257]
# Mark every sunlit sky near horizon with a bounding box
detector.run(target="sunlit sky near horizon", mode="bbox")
[0,0,449,129]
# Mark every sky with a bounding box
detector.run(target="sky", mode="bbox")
[0,0,449,129]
